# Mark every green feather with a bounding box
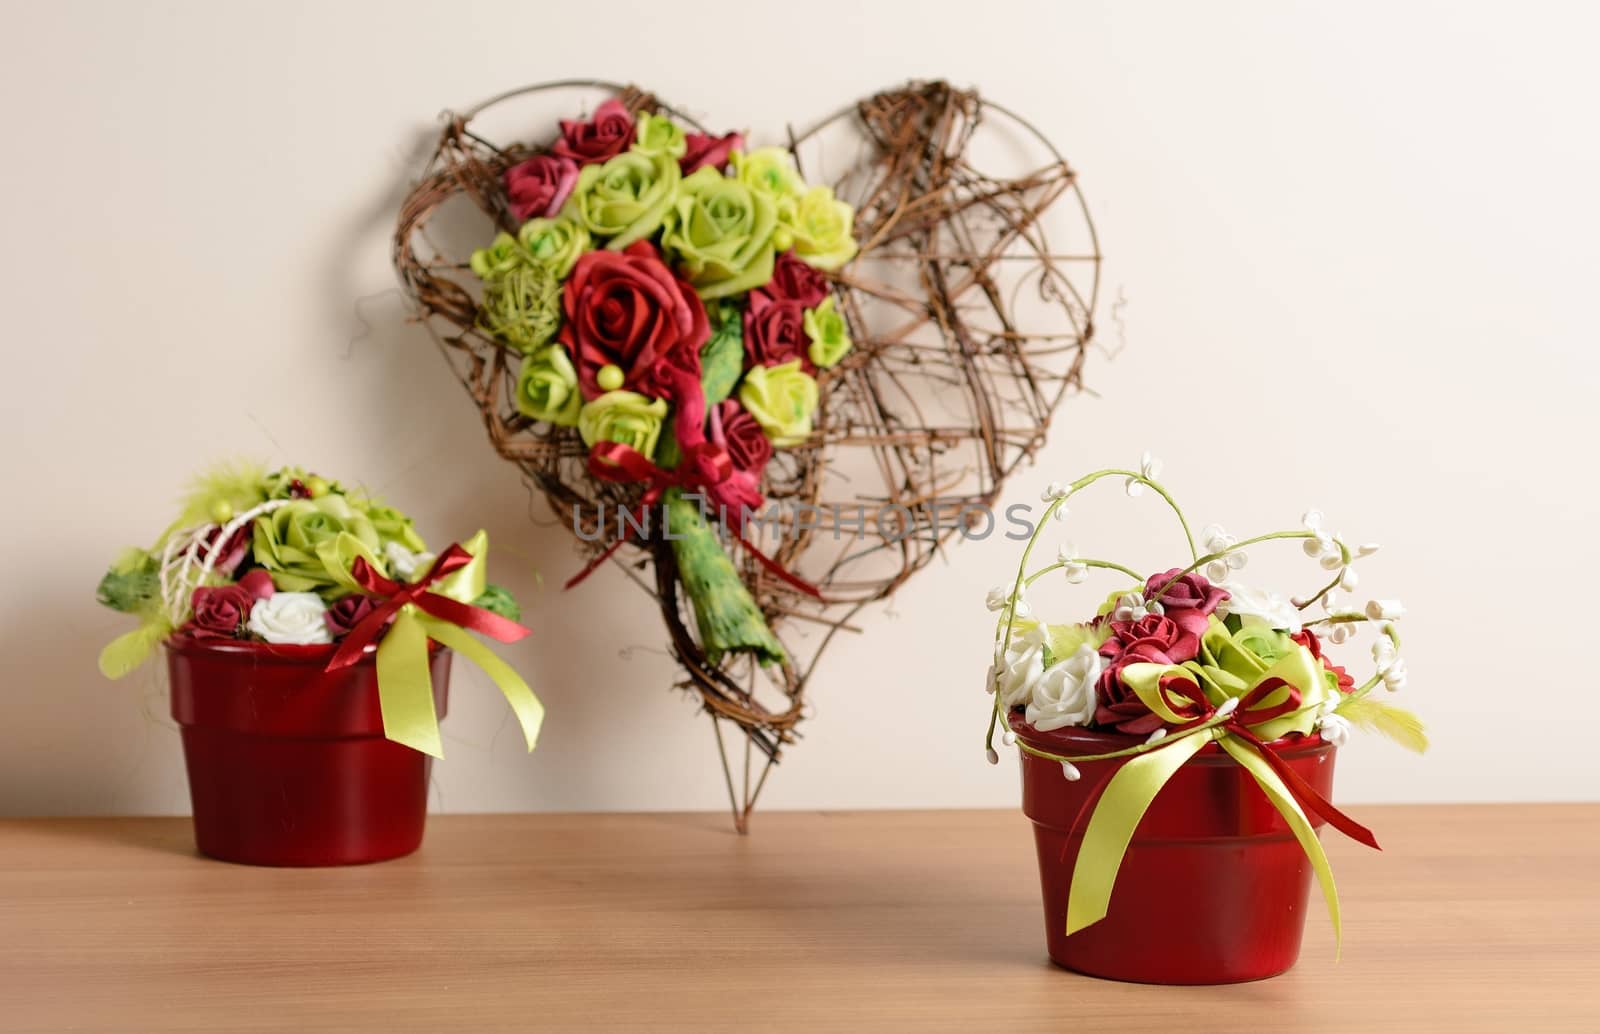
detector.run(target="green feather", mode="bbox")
[1335,696,1430,754]
[664,487,785,666]
[699,302,745,407]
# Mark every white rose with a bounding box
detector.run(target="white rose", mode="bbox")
[247,591,332,645]
[989,625,1048,708]
[1217,581,1302,632]
[1026,643,1103,732]
[384,541,436,582]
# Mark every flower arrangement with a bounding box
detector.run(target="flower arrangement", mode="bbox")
[986,455,1425,952]
[96,463,543,757]
[469,99,859,667]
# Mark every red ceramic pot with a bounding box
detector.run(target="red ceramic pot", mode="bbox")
[165,635,450,867]
[1011,712,1335,984]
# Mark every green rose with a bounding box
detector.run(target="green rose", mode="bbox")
[360,502,427,554]
[730,147,805,206]
[578,390,670,456]
[516,216,590,280]
[469,231,528,281]
[632,112,687,160]
[1185,617,1332,740]
[252,496,386,595]
[660,166,779,299]
[783,185,858,271]
[479,261,562,353]
[738,359,818,448]
[515,345,583,426]
[802,296,852,368]
[565,150,680,250]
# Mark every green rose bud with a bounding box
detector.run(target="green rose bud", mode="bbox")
[578,390,670,457]
[516,216,591,280]
[632,112,687,160]
[470,232,529,281]
[252,496,386,595]
[471,584,522,623]
[730,147,805,206]
[784,185,859,271]
[96,547,159,614]
[479,261,562,353]
[802,296,852,368]
[360,502,427,554]
[565,150,680,250]
[660,166,779,299]
[515,345,583,426]
[738,359,818,448]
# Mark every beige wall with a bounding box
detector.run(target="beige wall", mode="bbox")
[2,0,1595,815]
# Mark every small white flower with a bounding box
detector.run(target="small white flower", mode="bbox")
[247,591,332,645]
[1356,543,1381,558]
[1060,761,1082,781]
[1338,566,1360,591]
[1372,636,1398,670]
[1325,622,1355,644]
[1301,510,1337,560]
[1318,712,1352,747]
[1052,505,1069,522]
[986,747,1000,765]
[1199,523,1248,581]
[1382,658,1409,692]
[1057,543,1089,584]
[1002,730,1017,746]
[384,541,435,582]
[1364,599,1406,621]
[1146,728,1168,744]
[1217,581,1302,632]
[1111,591,1162,623]
[985,586,1011,612]
[1125,451,1162,497]
[1041,481,1068,502]
[1215,696,1241,718]
[1025,644,1103,732]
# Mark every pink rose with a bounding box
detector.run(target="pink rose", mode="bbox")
[753,251,829,309]
[680,130,743,174]
[325,594,380,638]
[553,99,636,167]
[504,154,579,223]
[1144,568,1229,636]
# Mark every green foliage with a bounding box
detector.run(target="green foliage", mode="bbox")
[472,584,522,624]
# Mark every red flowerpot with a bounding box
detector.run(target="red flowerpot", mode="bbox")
[1011,713,1336,984]
[165,635,450,866]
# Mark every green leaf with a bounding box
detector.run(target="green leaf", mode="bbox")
[1335,696,1429,754]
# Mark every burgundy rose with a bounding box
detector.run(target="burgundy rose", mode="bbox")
[197,525,251,577]
[185,585,257,640]
[1143,568,1229,636]
[754,251,829,309]
[714,400,773,474]
[680,130,743,174]
[236,569,276,600]
[552,99,636,166]
[742,296,813,371]
[560,241,709,400]
[1094,614,1201,734]
[325,594,380,638]
[504,153,579,223]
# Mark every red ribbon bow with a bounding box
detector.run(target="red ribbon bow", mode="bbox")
[563,441,823,600]
[325,544,531,672]
[1159,674,1381,851]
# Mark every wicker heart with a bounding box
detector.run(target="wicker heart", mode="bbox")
[394,80,1098,825]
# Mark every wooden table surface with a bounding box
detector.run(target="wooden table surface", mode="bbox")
[1,805,1595,1032]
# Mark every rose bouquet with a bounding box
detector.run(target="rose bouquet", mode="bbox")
[468,99,858,666]
[97,463,543,759]
[986,456,1425,982]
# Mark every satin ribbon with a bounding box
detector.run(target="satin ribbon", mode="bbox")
[325,544,543,759]
[563,441,823,600]
[1060,677,1379,956]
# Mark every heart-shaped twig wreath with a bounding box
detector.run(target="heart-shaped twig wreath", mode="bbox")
[394,80,1099,830]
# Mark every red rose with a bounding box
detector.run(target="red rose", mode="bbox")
[742,296,813,371]
[1094,614,1200,733]
[1144,568,1229,636]
[185,584,257,640]
[560,242,709,400]
[1293,629,1355,693]
[553,99,636,166]
[325,594,380,638]
[236,569,276,600]
[713,400,772,475]
[680,130,744,174]
[198,525,251,577]
[754,251,829,309]
[504,153,579,223]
